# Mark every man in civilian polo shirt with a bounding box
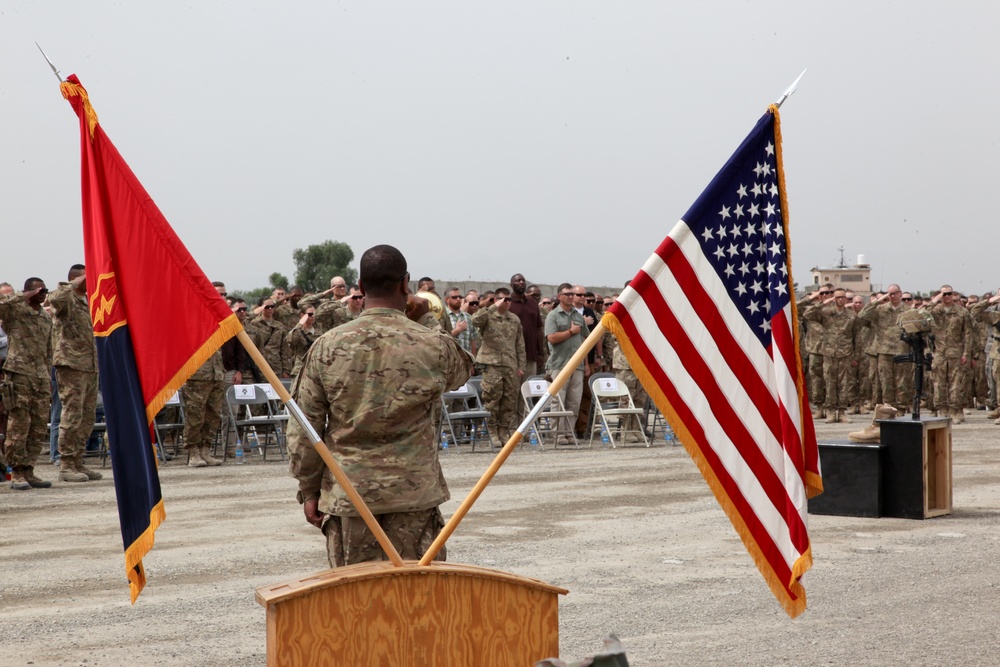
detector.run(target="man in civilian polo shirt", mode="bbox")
[544,282,590,443]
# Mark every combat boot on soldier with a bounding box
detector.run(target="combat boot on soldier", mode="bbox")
[10,468,31,490]
[848,404,898,443]
[74,454,103,480]
[825,410,837,424]
[199,446,222,467]
[987,406,1000,419]
[59,457,88,482]
[22,466,52,488]
[951,409,965,424]
[187,446,207,468]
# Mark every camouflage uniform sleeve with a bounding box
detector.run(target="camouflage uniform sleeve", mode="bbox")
[298,293,328,309]
[286,354,329,503]
[858,301,878,323]
[963,311,973,358]
[0,292,23,319]
[418,311,447,332]
[439,330,474,391]
[470,305,491,332]
[802,304,824,324]
[45,284,74,315]
[280,328,293,376]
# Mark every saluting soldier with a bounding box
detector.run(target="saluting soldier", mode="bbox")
[0,278,54,490]
[471,286,526,439]
[46,265,102,482]
[287,245,472,567]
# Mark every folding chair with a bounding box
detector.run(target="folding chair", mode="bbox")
[440,382,493,452]
[589,375,649,448]
[223,385,287,462]
[585,371,617,436]
[520,378,578,449]
[153,391,186,462]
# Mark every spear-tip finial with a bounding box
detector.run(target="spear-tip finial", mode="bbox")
[35,42,64,83]
[775,69,807,108]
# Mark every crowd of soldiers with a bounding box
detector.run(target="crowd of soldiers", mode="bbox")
[0,265,638,489]
[798,282,1000,427]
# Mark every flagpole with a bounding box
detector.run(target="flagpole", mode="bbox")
[35,43,64,82]
[236,330,406,568]
[419,323,606,566]
[775,69,807,108]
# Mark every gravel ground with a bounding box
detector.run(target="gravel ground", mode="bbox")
[3,411,1000,666]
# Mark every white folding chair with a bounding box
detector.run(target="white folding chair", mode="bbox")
[440,383,494,452]
[520,378,578,449]
[224,385,287,462]
[589,375,649,448]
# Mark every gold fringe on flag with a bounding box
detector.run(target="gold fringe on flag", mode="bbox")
[769,104,823,498]
[60,80,99,138]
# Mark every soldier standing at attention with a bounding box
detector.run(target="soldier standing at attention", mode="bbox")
[47,265,103,482]
[0,278,54,490]
[923,285,973,423]
[858,284,911,414]
[798,284,832,417]
[804,289,858,423]
[471,286,526,440]
[180,348,226,467]
[287,245,472,567]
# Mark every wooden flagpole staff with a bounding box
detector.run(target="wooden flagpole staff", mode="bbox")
[419,323,606,565]
[236,330,405,567]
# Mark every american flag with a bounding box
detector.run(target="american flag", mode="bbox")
[602,105,822,618]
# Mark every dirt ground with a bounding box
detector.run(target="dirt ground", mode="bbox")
[3,411,1000,666]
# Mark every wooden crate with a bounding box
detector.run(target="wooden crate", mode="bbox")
[879,416,952,519]
[256,561,567,667]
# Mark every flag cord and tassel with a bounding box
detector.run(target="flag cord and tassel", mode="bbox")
[235,330,406,567]
[420,323,606,565]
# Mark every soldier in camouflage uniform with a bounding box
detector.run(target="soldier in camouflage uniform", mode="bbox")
[471,287,526,439]
[247,297,291,378]
[798,285,831,416]
[47,266,102,482]
[287,305,325,378]
[963,294,989,409]
[804,289,858,423]
[0,278,54,490]
[273,285,305,330]
[300,277,354,332]
[923,285,973,423]
[180,349,225,467]
[971,293,1000,423]
[858,284,912,413]
[288,245,472,567]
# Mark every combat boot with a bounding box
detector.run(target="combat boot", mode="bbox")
[825,410,837,424]
[951,409,965,424]
[74,455,103,480]
[23,467,52,488]
[59,459,89,482]
[994,417,1000,426]
[199,447,222,467]
[849,404,898,443]
[813,406,826,419]
[187,447,207,468]
[986,407,1000,419]
[10,469,31,490]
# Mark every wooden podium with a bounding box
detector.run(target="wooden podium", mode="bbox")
[255,561,568,667]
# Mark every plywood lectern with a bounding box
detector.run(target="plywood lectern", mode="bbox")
[256,561,567,667]
[246,326,600,666]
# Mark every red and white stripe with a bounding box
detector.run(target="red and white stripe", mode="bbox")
[608,220,817,608]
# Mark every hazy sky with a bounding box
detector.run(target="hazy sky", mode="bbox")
[2,2,997,295]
